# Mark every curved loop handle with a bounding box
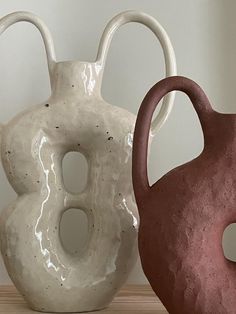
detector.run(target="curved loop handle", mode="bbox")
[0,11,56,86]
[96,10,177,134]
[132,76,215,198]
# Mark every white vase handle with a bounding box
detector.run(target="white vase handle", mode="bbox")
[96,10,177,134]
[0,11,56,87]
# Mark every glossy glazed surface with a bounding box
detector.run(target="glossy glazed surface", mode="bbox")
[1,61,139,312]
[0,10,176,313]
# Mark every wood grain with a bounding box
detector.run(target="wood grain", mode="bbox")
[0,285,168,313]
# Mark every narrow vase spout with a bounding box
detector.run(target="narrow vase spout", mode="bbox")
[51,61,103,99]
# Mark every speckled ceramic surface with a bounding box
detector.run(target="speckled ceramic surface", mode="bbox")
[0,11,176,313]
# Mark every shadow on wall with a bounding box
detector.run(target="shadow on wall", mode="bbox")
[209,1,236,113]
[218,1,236,113]
[213,1,236,261]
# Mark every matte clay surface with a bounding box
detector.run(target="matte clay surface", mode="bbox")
[132,76,236,314]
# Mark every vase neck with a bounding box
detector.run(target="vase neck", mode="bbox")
[50,61,103,99]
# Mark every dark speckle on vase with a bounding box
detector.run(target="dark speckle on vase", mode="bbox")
[108,136,113,141]
[55,126,59,129]
[45,104,49,107]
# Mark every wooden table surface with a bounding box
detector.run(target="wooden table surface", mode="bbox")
[0,285,168,313]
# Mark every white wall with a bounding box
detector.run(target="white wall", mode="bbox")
[0,0,235,285]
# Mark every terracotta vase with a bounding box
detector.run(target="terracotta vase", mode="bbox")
[0,11,176,313]
[132,76,236,314]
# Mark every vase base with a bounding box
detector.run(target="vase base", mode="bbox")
[30,305,107,313]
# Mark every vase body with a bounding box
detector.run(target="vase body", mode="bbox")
[132,76,236,314]
[0,61,139,312]
[0,11,176,313]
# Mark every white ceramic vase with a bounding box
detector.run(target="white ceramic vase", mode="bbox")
[0,10,176,313]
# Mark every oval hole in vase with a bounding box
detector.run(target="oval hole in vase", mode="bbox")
[222,223,236,262]
[62,151,88,193]
[60,208,89,256]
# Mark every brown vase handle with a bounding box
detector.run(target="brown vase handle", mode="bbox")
[132,76,215,198]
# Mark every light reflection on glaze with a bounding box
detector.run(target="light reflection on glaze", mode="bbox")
[0,61,140,313]
[35,135,50,257]
[0,9,176,313]
[122,198,138,228]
